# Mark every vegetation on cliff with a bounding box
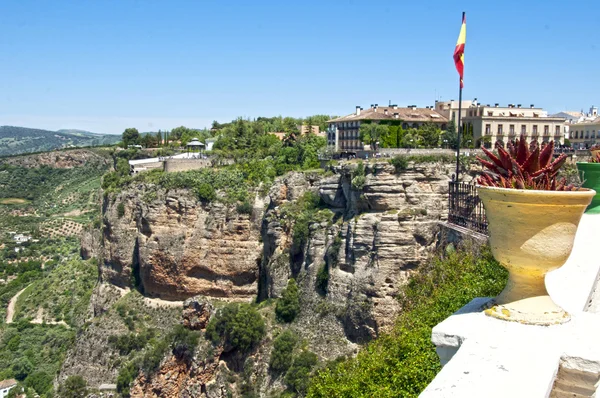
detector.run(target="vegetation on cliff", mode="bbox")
[306,246,507,398]
[102,118,327,202]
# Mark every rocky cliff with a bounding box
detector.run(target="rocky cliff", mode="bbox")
[72,160,456,396]
[1,148,110,169]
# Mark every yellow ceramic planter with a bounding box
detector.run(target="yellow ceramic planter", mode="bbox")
[478,186,595,325]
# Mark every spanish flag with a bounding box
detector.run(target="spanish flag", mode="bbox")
[453,12,466,88]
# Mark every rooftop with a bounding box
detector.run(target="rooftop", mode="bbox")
[330,106,448,124]
[0,379,17,389]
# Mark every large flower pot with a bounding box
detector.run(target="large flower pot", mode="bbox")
[577,162,600,214]
[478,186,595,325]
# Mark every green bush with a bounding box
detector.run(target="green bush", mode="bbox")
[12,357,33,380]
[25,371,53,395]
[205,303,266,353]
[269,330,298,373]
[307,247,507,398]
[390,155,409,173]
[140,338,169,374]
[58,375,87,398]
[170,324,200,361]
[116,362,138,398]
[316,264,329,294]
[275,279,300,323]
[195,183,217,202]
[285,350,318,395]
[326,235,343,268]
[236,200,253,215]
[117,202,126,218]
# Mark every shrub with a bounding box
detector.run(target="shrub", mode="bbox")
[25,371,53,395]
[170,324,200,361]
[316,264,329,294]
[196,183,217,202]
[351,175,366,190]
[117,202,126,218]
[58,375,88,398]
[12,357,33,380]
[269,330,298,373]
[285,350,318,395]
[236,200,253,215]
[116,362,138,398]
[326,235,343,268]
[140,339,169,374]
[205,303,266,353]
[390,155,408,173]
[306,247,507,398]
[275,279,300,323]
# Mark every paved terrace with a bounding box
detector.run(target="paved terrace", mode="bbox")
[421,213,600,397]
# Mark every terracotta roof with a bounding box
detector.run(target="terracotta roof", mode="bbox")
[0,379,17,389]
[329,106,448,124]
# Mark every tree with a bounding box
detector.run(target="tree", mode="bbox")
[122,128,140,147]
[359,123,389,150]
[285,350,318,395]
[169,126,192,141]
[441,121,458,149]
[276,279,300,322]
[417,123,442,148]
[205,303,266,353]
[12,358,33,380]
[58,376,88,398]
[270,330,298,372]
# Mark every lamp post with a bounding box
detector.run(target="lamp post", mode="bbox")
[443,139,448,149]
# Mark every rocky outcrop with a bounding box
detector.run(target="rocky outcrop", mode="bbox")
[182,297,214,330]
[1,149,110,169]
[86,160,456,395]
[102,188,264,300]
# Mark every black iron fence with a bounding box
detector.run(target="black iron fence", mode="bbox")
[448,181,488,235]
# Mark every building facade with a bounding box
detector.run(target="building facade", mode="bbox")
[327,104,448,151]
[462,103,566,147]
[568,117,600,149]
[435,99,477,124]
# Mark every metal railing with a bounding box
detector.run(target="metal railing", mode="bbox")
[448,181,488,235]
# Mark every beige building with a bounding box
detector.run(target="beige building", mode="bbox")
[568,117,600,149]
[462,103,566,148]
[327,104,448,151]
[435,99,477,124]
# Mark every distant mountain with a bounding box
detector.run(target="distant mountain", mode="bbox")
[0,126,121,157]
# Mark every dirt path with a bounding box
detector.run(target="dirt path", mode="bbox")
[6,286,29,323]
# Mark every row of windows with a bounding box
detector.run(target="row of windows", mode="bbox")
[484,124,560,135]
[572,130,597,139]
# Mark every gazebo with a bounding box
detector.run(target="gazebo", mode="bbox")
[186,138,205,157]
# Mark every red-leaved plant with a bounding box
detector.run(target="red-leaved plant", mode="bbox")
[477,135,576,191]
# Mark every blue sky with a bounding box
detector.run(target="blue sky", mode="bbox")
[1,0,598,134]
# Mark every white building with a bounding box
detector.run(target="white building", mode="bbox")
[0,379,17,398]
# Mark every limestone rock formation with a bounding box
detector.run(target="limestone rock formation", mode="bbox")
[82,159,456,395]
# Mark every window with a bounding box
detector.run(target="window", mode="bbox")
[555,126,560,135]
[532,125,538,134]
[586,131,590,139]
[544,125,549,134]
[521,125,527,134]
[487,111,494,116]
[498,124,503,134]
[592,131,596,139]
[485,124,491,134]
[509,125,515,134]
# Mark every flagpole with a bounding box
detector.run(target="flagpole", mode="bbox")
[456,77,462,180]
[455,10,465,181]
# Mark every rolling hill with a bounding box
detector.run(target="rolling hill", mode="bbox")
[0,126,121,157]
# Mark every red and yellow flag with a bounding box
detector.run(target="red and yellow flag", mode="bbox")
[453,12,466,88]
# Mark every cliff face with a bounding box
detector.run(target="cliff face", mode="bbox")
[101,188,265,300]
[1,149,110,169]
[101,161,452,331]
[86,160,454,395]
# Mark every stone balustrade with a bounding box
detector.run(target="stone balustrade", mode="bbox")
[421,214,600,397]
